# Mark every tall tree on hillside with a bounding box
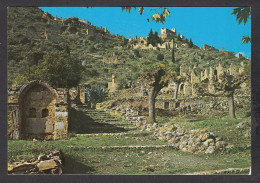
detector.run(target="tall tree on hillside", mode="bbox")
[33,51,83,89]
[171,48,175,63]
[188,38,194,48]
[140,65,170,123]
[147,29,162,46]
[147,29,154,46]
[198,72,247,119]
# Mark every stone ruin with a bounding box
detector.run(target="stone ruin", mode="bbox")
[8,150,63,174]
[108,74,118,92]
[8,80,69,140]
[162,62,247,97]
[203,44,219,51]
[159,28,177,40]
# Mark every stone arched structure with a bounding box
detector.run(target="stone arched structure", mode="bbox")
[8,80,69,140]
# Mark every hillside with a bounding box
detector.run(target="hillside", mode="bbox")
[7,7,250,89]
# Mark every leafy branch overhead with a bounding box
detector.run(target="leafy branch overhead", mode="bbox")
[231,7,251,44]
[122,7,171,24]
[231,7,251,25]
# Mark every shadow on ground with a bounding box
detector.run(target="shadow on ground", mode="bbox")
[69,108,128,134]
[62,155,96,174]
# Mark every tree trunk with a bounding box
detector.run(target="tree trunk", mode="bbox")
[148,88,159,123]
[75,87,81,105]
[227,93,236,119]
[173,83,179,99]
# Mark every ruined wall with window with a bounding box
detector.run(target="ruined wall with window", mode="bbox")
[8,80,70,140]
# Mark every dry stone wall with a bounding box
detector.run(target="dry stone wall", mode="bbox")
[102,105,249,154]
[8,150,63,174]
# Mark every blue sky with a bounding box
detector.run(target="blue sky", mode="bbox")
[39,7,251,58]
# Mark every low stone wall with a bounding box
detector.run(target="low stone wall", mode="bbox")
[103,105,250,154]
[8,150,63,174]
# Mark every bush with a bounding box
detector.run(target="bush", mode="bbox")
[157,53,164,61]
[117,77,128,90]
[133,49,141,58]
[87,45,96,52]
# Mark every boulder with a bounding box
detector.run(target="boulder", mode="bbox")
[37,159,58,171]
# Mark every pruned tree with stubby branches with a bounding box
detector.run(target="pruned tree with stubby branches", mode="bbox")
[197,72,247,119]
[172,74,186,99]
[140,64,170,123]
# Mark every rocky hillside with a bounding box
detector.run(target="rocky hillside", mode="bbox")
[7,7,251,89]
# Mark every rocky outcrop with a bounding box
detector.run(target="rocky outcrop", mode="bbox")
[8,150,63,174]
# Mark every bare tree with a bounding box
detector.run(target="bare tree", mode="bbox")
[140,65,170,123]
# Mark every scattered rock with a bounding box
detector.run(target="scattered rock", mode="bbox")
[37,159,58,171]
[205,146,216,154]
[245,129,251,138]
[236,121,249,129]
[8,150,63,175]
[200,132,215,142]
[203,139,215,147]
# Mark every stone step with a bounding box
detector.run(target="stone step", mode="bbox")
[92,119,120,123]
[87,126,137,130]
[75,131,152,137]
[68,144,176,150]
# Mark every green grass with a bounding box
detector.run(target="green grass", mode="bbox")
[8,139,250,174]
[8,107,251,174]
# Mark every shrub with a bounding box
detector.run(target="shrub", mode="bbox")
[157,53,164,61]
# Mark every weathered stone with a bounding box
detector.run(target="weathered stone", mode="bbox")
[236,121,249,129]
[37,159,58,171]
[38,154,48,161]
[245,129,251,138]
[205,146,216,154]
[203,139,214,147]
[200,132,215,141]
[176,129,185,136]
[215,141,227,148]
[8,163,35,173]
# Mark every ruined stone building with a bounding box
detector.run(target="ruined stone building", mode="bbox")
[108,74,118,92]
[159,28,177,40]
[8,81,70,140]
[158,62,249,113]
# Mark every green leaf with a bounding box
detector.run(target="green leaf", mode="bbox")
[241,36,251,44]
[152,13,161,23]
[232,7,251,25]
[162,8,170,18]
[138,7,144,15]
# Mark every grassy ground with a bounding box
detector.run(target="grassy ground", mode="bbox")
[8,106,251,174]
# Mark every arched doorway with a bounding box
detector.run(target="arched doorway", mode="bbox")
[19,81,58,139]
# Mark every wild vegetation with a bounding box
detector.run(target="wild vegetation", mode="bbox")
[7,7,251,174]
